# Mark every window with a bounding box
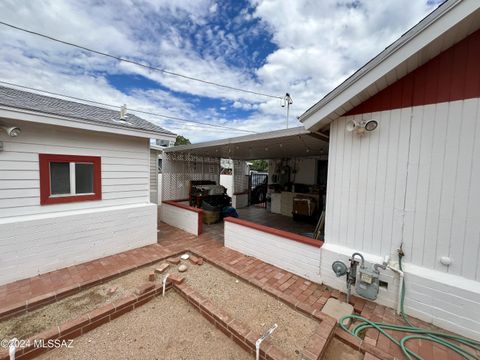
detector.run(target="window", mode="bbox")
[39,154,101,205]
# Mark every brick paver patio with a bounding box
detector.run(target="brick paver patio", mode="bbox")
[0,222,478,360]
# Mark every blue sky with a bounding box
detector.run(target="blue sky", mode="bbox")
[0,0,441,142]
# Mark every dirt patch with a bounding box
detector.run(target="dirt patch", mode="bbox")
[175,261,319,359]
[37,292,250,360]
[323,338,363,360]
[0,266,155,339]
[2,253,318,359]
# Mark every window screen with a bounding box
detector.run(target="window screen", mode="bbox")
[75,163,94,194]
[50,162,70,195]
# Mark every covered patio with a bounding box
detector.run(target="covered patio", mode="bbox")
[160,126,328,240]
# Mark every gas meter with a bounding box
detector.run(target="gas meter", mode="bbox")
[355,263,386,300]
[331,252,386,303]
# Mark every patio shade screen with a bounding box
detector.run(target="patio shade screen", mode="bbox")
[161,152,220,201]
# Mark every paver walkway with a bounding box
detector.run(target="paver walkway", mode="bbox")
[0,222,478,360]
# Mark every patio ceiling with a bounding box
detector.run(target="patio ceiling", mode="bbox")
[163,127,329,160]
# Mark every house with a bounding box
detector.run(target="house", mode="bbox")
[0,85,176,285]
[160,0,480,340]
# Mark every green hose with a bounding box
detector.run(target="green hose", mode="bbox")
[338,252,480,360]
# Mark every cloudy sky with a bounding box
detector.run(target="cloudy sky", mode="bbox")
[0,0,441,142]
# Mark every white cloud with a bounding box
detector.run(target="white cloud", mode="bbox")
[0,0,439,143]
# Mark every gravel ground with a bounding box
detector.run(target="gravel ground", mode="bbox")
[0,266,155,339]
[178,261,319,359]
[323,338,363,360]
[36,292,251,360]
[1,253,344,360]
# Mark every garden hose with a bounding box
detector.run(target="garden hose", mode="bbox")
[338,252,480,360]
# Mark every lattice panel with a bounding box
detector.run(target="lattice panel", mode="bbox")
[161,153,220,201]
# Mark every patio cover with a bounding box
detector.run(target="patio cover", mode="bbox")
[163,127,329,160]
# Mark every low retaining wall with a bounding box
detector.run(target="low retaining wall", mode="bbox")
[224,217,323,283]
[161,200,202,236]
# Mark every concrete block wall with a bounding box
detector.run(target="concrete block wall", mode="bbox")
[0,203,157,285]
[224,220,322,283]
[160,202,201,236]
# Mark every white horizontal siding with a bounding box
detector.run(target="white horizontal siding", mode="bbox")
[326,98,480,281]
[149,149,159,203]
[224,221,322,282]
[0,122,151,218]
[0,203,157,285]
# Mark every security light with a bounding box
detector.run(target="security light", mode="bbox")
[345,119,378,134]
[365,120,378,132]
[1,126,21,137]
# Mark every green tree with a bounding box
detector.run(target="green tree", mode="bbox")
[250,159,268,172]
[174,135,191,146]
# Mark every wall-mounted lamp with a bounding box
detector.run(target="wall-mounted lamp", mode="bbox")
[1,125,22,137]
[346,119,378,135]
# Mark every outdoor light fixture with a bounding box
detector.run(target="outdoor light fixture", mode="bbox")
[365,120,378,131]
[346,119,378,135]
[1,125,22,137]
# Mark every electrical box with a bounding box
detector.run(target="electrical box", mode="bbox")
[355,265,380,300]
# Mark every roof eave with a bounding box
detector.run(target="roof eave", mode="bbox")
[0,105,177,140]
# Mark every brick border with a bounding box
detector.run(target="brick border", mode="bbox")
[173,282,290,360]
[0,283,172,360]
[184,252,337,359]
[334,328,395,360]
[0,250,183,322]
[0,249,339,360]
[192,250,334,322]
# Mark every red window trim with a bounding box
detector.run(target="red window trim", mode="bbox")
[39,154,102,205]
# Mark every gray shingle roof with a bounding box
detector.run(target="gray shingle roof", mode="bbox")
[0,85,175,136]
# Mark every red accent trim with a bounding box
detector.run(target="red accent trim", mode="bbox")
[346,29,480,115]
[162,200,203,235]
[162,200,202,213]
[39,154,102,205]
[224,217,323,248]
